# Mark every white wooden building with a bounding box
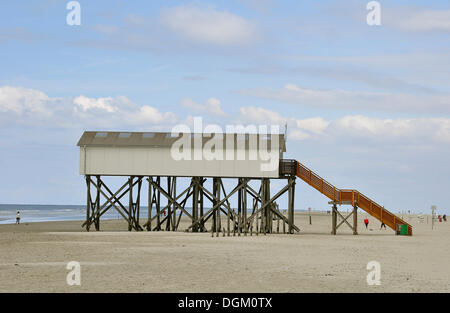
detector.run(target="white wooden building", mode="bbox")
[77,131,286,178]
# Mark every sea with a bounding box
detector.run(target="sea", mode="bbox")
[0,204,308,225]
[0,204,122,225]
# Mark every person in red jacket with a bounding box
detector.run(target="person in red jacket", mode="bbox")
[364,218,369,229]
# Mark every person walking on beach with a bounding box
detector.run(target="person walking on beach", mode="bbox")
[380,222,386,230]
[364,218,369,229]
[16,211,21,224]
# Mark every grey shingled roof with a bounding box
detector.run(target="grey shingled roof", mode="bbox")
[77,131,286,151]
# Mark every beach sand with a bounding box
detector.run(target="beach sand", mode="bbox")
[0,212,449,293]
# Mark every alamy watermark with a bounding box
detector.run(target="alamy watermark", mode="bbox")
[66,261,81,286]
[366,1,381,26]
[169,117,282,172]
[66,1,81,26]
[366,260,381,285]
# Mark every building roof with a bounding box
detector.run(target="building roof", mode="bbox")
[77,131,286,152]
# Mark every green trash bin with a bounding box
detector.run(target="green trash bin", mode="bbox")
[400,224,408,235]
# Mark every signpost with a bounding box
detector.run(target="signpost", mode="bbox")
[431,205,436,230]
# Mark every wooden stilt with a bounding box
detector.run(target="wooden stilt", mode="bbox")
[331,203,337,235]
[227,181,231,237]
[147,176,152,231]
[192,177,199,233]
[94,176,101,231]
[243,180,248,235]
[212,178,218,233]
[156,176,161,231]
[84,174,300,236]
[128,176,133,231]
[288,177,295,234]
[199,177,204,232]
[85,175,91,232]
[172,177,177,231]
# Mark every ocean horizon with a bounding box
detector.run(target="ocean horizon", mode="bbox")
[0,204,310,225]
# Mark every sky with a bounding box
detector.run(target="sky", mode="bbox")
[0,0,449,214]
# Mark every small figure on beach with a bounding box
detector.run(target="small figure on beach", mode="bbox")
[443,214,447,222]
[16,211,21,224]
[380,222,386,230]
[364,218,369,229]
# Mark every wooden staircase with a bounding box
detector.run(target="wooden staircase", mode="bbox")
[295,161,412,236]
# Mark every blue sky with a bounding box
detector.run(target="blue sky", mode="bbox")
[0,0,449,214]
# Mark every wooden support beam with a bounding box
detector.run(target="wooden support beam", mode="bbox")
[156,176,161,231]
[83,176,140,228]
[199,177,204,232]
[330,202,358,235]
[147,176,152,231]
[186,179,249,232]
[85,175,91,232]
[335,209,354,230]
[212,178,218,233]
[144,181,193,228]
[128,176,133,231]
[193,177,199,232]
[148,178,194,221]
[243,179,248,234]
[288,177,296,234]
[166,177,172,231]
[94,176,101,231]
[331,204,337,235]
[96,178,132,215]
[85,175,301,236]
[247,179,300,233]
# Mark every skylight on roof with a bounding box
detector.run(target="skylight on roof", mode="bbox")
[119,132,131,138]
[142,133,155,138]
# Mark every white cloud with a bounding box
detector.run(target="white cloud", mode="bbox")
[296,117,329,135]
[238,106,287,125]
[3,85,450,146]
[329,115,450,143]
[181,97,227,117]
[127,105,177,125]
[240,83,450,114]
[0,86,177,129]
[236,105,450,144]
[289,129,311,141]
[73,95,118,113]
[0,86,56,123]
[0,86,50,114]
[237,106,330,140]
[160,5,258,46]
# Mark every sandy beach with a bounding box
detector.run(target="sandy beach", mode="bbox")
[0,212,448,293]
